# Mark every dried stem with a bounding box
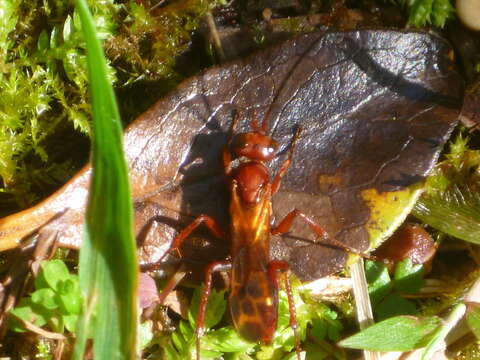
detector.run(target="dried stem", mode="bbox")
[349,258,380,360]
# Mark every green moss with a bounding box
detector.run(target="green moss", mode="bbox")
[105,0,220,85]
[423,132,480,196]
[0,0,219,211]
[407,0,455,27]
[0,0,118,208]
[385,0,455,28]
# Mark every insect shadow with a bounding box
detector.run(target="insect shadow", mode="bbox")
[137,122,232,271]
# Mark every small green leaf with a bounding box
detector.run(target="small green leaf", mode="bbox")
[275,326,297,352]
[188,288,227,330]
[50,25,61,49]
[179,319,194,340]
[63,49,87,85]
[9,298,48,332]
[339,316,441,351]
[172,320,194,356]
[64,314,79,332]
[171,330,188,354]
[163,341,180,360]
[466,303,480,340]
[310,318,327,340]
[326,318,343,342]
[57,276,76,294]
[394,259,424,294]
[365,260,393,304]
[35,260,70,291]
[37,30,49,52]
[63,15,74,42]
[73,9,82,30]
[203,326,254,353]
[31,288,59,310]
[59,291,81,315]
[375,293,417,320]
[58,277,81,314]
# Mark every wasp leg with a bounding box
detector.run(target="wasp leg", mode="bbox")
[157,263,188,305]
[196,261,232,360]
[145,215,225,271]
[268,260,301,360]
[271,209,377,261]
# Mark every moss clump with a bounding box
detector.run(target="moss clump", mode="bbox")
[422,133,480,196]
[0,0,119,210]
[0,0,219,212]
[106,0,218,84]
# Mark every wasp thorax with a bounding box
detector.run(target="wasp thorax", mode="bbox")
[232,132,278,161]
[233,162,269,204]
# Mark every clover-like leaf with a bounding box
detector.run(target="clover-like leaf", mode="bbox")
[9,298,48,332]
[58,278,81,315]
[31,288,59,310]
[35,260,71,291]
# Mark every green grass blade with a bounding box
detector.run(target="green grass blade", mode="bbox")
[72,1,138,359]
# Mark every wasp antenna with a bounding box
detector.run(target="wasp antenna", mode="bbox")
[250,108,261,132]
[230,109,240,135]
[261,111,268,134]
[287,125,302,160]
[292,125,302,147]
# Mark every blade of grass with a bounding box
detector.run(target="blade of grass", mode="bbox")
[72,1,138,359]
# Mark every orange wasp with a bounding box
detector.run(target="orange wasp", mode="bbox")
[161,110,369,359]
